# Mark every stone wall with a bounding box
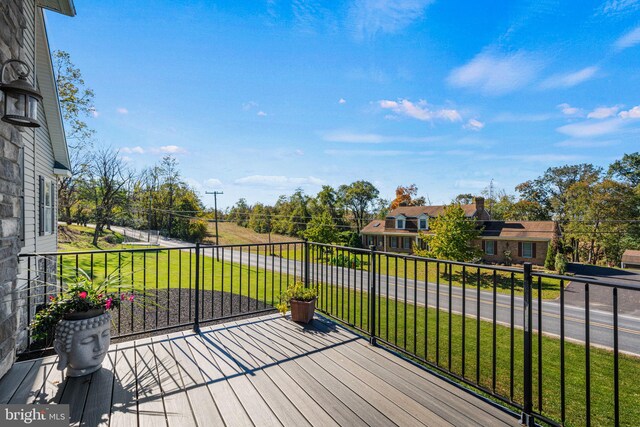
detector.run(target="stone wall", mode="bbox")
[0,0,26,380]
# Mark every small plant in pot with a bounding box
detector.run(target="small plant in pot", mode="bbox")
[277,281,318,324]
[30,270,135,377]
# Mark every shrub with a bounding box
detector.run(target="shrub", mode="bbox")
[188,219,208,242]
[544,243,556,271]
[555,253,567,275]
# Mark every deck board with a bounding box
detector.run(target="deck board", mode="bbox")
[3,314,520,427]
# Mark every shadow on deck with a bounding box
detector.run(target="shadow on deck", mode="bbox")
[0,314,520,426]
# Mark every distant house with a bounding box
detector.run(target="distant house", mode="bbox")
[621,250,640,269]
[361,197,490,253]
[360,197,559,266]
[0,0,75,379]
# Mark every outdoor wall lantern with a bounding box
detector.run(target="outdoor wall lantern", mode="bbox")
[0,59,42,128]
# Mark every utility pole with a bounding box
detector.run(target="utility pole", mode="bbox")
[205,191,223,260]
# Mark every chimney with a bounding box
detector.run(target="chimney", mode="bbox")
[474,197,485,211]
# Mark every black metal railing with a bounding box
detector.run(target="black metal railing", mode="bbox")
[18,240,638,426]
[307,242,639,427]
[18,241,304,351]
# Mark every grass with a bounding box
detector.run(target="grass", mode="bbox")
[203,222,297,246]
[316,284,639,427]
[54,224,636,425]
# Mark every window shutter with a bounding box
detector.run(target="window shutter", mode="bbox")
[38,176,45,236]
[532,243,537,258]
[494,241,498,255]
[481,240,486,251]
[51,182,56,232]
[517,241,522,257]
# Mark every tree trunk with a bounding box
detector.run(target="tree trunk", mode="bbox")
[92,225,100,246]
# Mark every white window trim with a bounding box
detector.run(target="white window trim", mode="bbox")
[395,215,406,229]
[43,178,55,236]
[485,240,496,256]
[418,214,428,230]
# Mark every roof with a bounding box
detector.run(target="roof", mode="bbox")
[481,221,558,240]
[388,203,478,218]
[37,0,76,17]
[360,220,385,234]
[35,7,71,171]
[622,250,640,264]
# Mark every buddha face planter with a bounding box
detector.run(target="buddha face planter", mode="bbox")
[53,312,111,377]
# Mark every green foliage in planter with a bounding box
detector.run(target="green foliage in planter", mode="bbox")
[276,281,318,314]
[30,269,135,342]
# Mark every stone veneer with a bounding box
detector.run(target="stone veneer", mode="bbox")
[0,0,27,379]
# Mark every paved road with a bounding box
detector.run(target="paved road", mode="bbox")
[109,226,640,355]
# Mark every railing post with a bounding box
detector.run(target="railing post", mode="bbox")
[369,245,377,346]
[303,239,310,288]
[521,262,534,426]
[194,242,201,333]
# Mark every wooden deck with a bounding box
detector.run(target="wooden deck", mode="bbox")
[1,314,520,426]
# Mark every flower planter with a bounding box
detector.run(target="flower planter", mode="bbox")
[290,298,316,324]
[54,311,111,377]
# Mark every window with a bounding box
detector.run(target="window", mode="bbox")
[390,236,398,248]
[403,237,411,249]
[419,217,428,229]
[484,240,496,255]
[522,242,533,258]
[396,218,405,229]
[39,176,55,236]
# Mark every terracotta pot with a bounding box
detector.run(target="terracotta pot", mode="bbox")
[54,311,111,377]
[290,298,316,324]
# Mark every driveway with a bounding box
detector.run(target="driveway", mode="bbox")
[564,264,640,316]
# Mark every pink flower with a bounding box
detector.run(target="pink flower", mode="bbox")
[78,291,88,299]
[120,294,126,301]
[129,294,135,302]
[105,298,113,310]
[49,295,54,301]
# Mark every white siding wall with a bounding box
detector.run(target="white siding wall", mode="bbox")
[19,0,58,257]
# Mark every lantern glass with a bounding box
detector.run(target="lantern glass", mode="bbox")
[5,91,24,117]
[28,95,38,121]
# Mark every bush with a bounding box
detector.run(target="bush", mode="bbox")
[555,253,567,275]
[544,243,556,271]
[188,219,208,242]
[276,281,317,314]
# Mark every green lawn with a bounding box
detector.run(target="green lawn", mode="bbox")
[52,244,635,426]
[316,284,639,427]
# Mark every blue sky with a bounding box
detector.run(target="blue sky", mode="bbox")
[46,0,640,209]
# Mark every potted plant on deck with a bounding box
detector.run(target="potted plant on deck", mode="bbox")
[30,270,135,377]
[277,281,318,324]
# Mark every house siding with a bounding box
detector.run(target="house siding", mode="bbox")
[1,0,60,380]
[0,0,35,380]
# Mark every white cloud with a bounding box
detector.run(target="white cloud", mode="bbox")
[90,109,99,118]
[378,99,462,122]
[157,145,187,154]
[116,107,129,114]
[120,156,133,163]
[600,0,640,16]
[556,139,618,148]
[349,0,434,40]
[614,26,640,50]
[257,111,267,116]
[557,103,582,115]
[323,131,440,144]
[587,105,620,119]
[120,146,145,154]
[540,66,599,89]
[243,101,258,111]
[464,119,485,131]
[556,119,623,138]
[447,50,544,95]
[339,98,347,104]
[295,149,304,156]
[618,105,640,118]
[506,154,583,162]
[234,175,324,187]
[204,178,223,188]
